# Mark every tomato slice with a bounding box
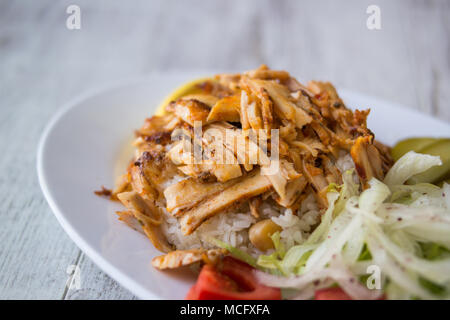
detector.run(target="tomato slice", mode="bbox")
[315,287,352,300]
[185,285,200,300]
[315,287,386,300]
[185,256,281,300]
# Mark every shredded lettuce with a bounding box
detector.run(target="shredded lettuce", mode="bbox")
[389,183,440,203]
[305,192,339,245]
[333,169,359,215]
[217,151,450,299]
[357,244,372,261]
[256,232,287,275]
[384,151,442,186]
[209,238,258,268]
[420,242,450,260]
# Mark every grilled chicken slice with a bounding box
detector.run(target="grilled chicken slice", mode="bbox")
[177,164,215,182]
[275,176,308,208]
[307,81,343,116]
[137,114,180,137]
[167,139,193,166]
[176,162,240,184]
[291,138,325,157]
[111,172,131,199]
[244,64,290,81]
[117,191,172,253]
[322,155,343,185]
[284,77,314,96]
[116,211,144,234]
[301,159,329,208]
[310,121,331,146]
[206,122,259,171]
[350,136,385,187]
[240,77,274,131]
[164,177,238,214]
[179,169,272,235]
[279,122,297,142]
[215,73,241,91]
[205,122,277,171]
[240,90,251,130]
[168,135,242,183]
[246,101,264,130]
[261,159,301,201]
[208,161,242,182]
[130,165,159,201]
[249,197,262,218]
[133,150,178,200]
[173,99,210,126]
[202,131,243,182]
[181,94,219,108]
[152,248,226,269]
[373,139,394,173]
[207,95,241,123]
[193,79,235,98]
[252,79,313,129]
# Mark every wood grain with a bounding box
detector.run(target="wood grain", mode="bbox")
[0,0,448,299]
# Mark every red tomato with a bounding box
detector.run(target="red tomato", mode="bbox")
[315,287,386,300]
[185,285,200,300]
[185,256,281,300]
[315,287,353,300]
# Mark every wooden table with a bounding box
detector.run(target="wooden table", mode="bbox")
[0,0,448,299]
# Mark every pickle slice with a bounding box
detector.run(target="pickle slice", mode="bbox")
[391,138,438,161]
[407,139,450,184]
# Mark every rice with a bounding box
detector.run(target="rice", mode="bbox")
[161,194,321,257]
[336,151,355,173]
[271,194,320,248]
[161,153,355,257]
[162,208,256,251]
[336,151,359,183]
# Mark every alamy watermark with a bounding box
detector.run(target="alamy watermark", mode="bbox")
[170,122,281,175]
[366,265,382,290]
[66,5,81,30]
[65,264,81,291]
[64,5,382,32]
[366,5,381,30]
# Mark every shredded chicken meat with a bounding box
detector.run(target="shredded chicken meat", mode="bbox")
[105,65,393,267]
[151,248,226,269]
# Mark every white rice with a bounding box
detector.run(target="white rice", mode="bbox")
[336,151,355,173]
[271,194,320,249]
[163,208,256,251]
[336,151,360,183]
[161,153,355,257]
[161,194,321,256]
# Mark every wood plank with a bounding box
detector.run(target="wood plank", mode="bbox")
[399,0,450,119]
[63,254,136,300]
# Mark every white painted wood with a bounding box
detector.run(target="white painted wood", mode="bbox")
[0,0,448,299]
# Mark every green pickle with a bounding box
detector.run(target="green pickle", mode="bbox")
[392,138,450,185]
[391,138,438,161]
[407,139,450,184]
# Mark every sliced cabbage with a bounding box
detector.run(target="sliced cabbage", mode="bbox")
[304,191,339,245]
[253,151,450,300]
[206,151,450,299]
[384,151,441,186]
[209,238,258,268]
[333,169,359,214]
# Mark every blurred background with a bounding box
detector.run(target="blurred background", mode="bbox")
[0,0,449,299]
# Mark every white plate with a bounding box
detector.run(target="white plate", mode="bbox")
[37,73,450,300]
